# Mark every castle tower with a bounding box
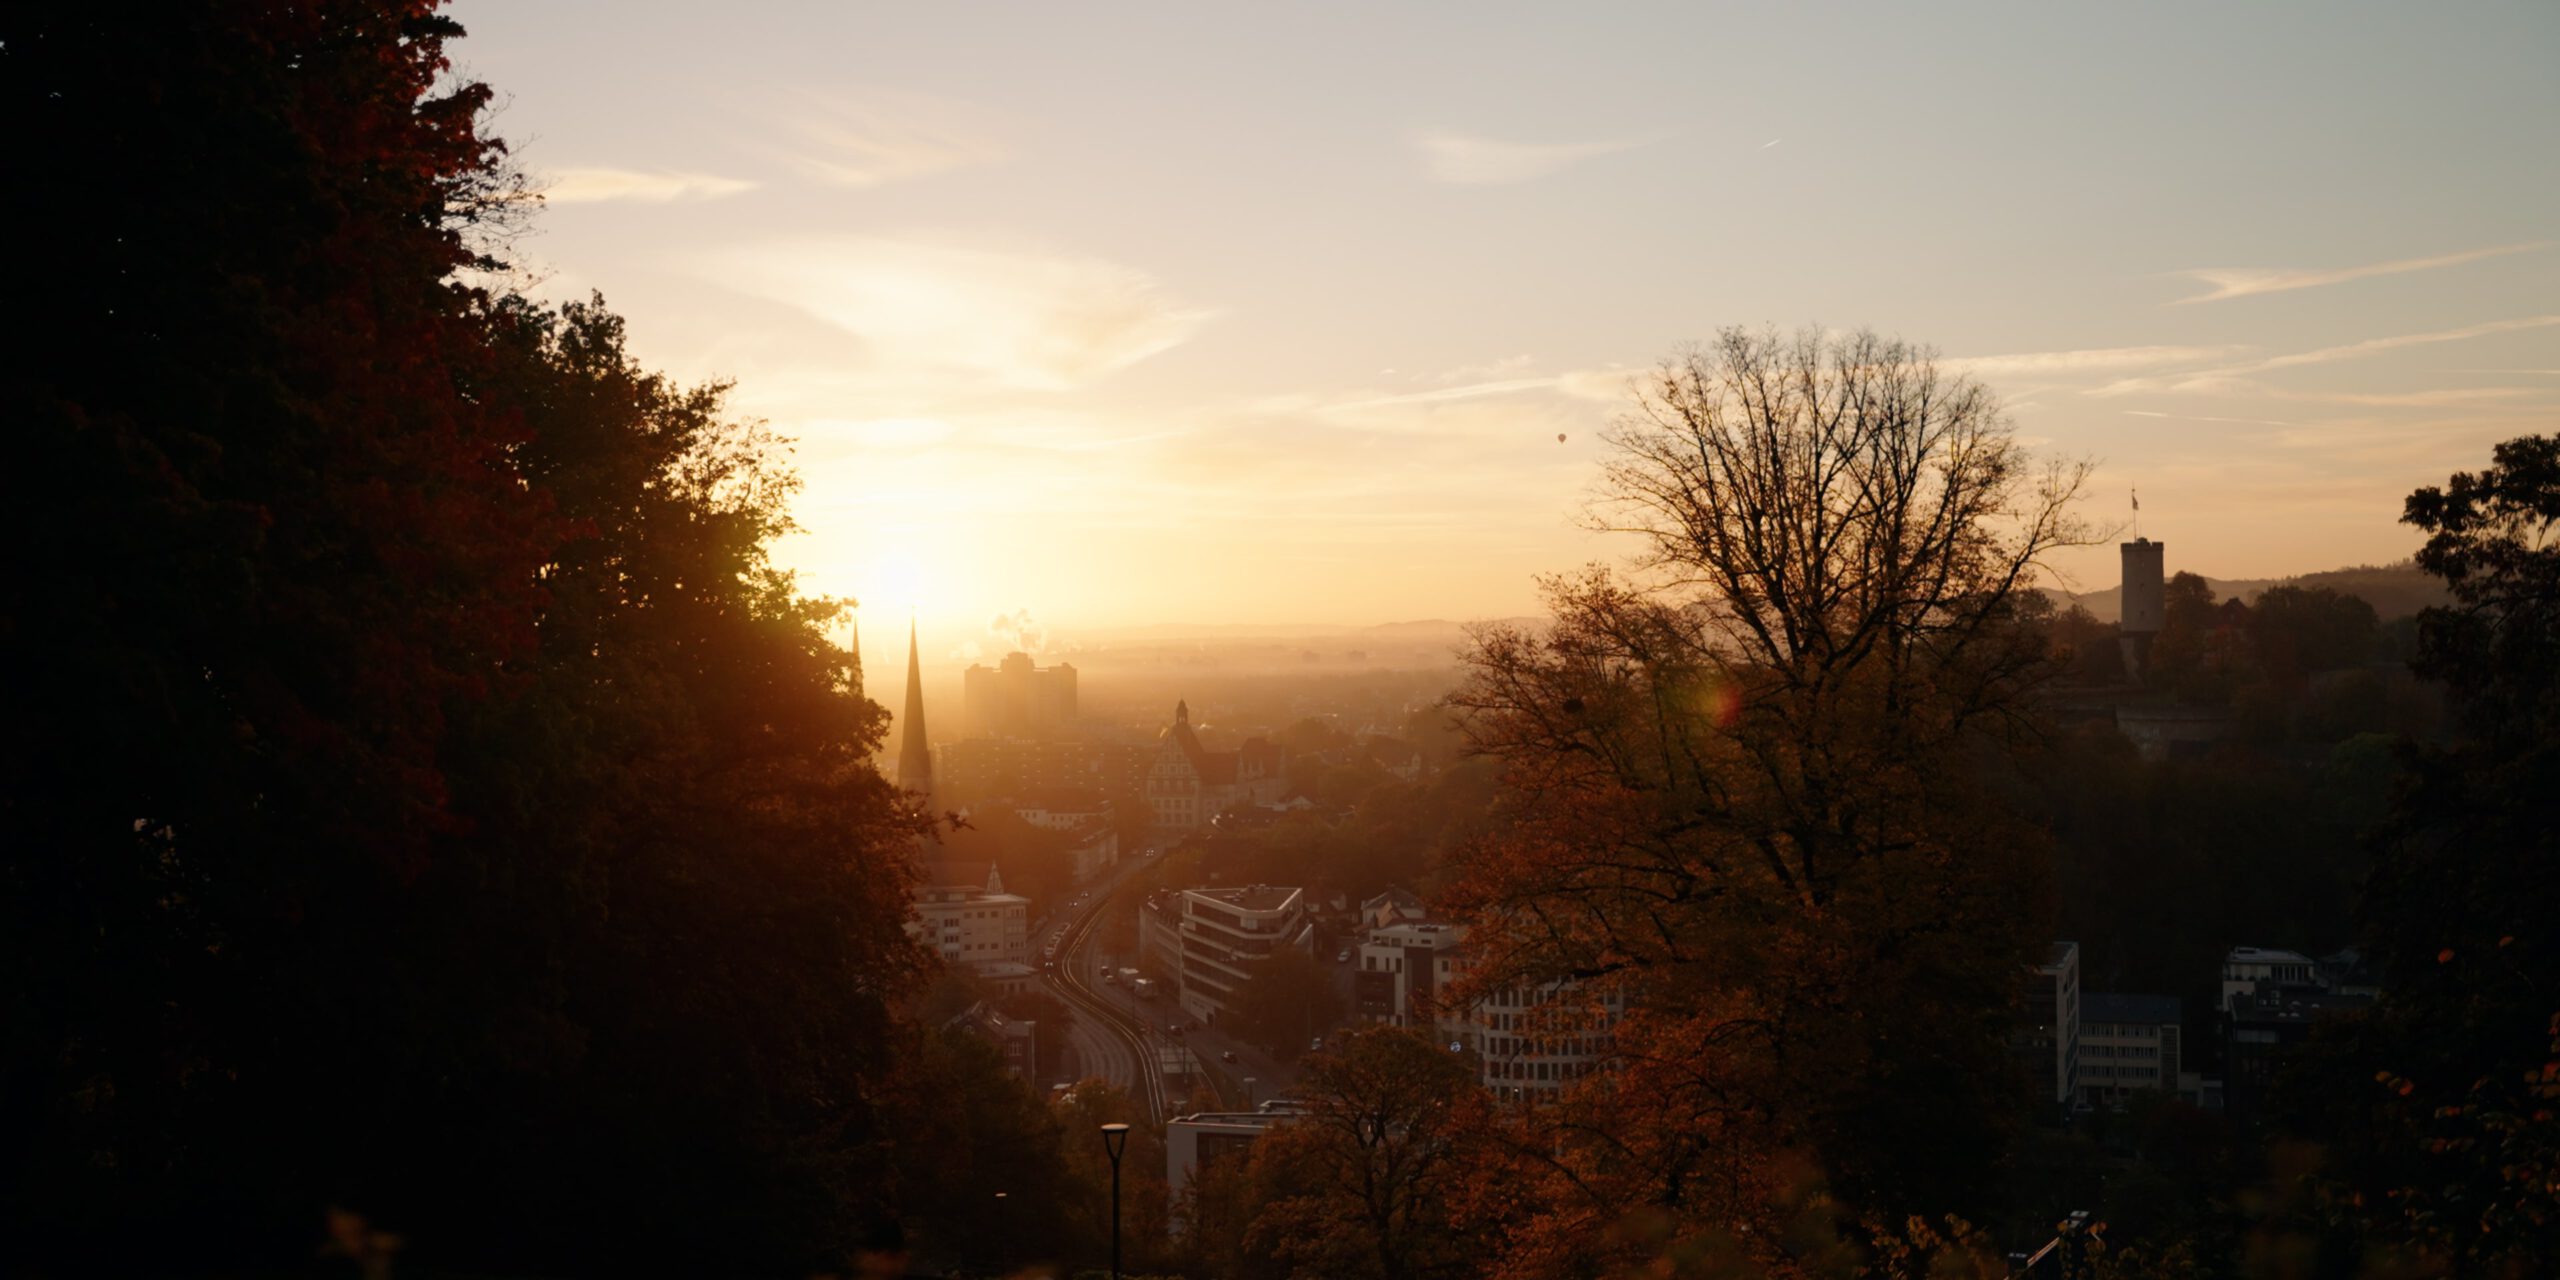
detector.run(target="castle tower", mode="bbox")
[898,618,933,798]
[2119,538,2166,680]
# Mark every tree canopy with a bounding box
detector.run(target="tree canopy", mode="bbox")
[1441,327,2093,1255]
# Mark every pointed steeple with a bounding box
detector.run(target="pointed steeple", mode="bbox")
[847,605,864,702]
[1175,699,1189,726]
[899,617,933,798]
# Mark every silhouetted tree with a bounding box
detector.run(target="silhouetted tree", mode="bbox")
[2286,434,2560,1272]
[2,8,938,1273]
[1443,327,2095,1250]
[1243,1027,1496,1279]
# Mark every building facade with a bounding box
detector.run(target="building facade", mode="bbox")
[1144,700,1286,830]
[1350,899,1622,1105]
[962,650,1078,740]
[1146,884,1314,1024]
[2017,941,2083,1106]
[2077,992,2182,1105]
[910,862,1031,972]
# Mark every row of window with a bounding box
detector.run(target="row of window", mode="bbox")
[1488,1058,1597,1083]
[2083,1043,2159,1059]
[1484,1035,1611,1059]
[2082,1063,2164,1080]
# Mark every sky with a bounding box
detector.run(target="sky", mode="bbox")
[447,0,2560,659]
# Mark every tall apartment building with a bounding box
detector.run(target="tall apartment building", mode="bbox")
[2017,941,2083,1106]
[2077,993,2182,1105]
[1136,884,1314,1025]
[962,650,1078,740]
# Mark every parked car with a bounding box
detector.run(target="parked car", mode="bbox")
[1219,1050,1239,1064]
[1309,1036,1325,1052]
[1334,948,1350,963]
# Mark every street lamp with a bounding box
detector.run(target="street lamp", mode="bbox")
[992,1192,1009,1271]
[1099,1121,1131,1280]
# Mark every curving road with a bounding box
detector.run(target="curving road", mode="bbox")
[1040,841,1170,1123]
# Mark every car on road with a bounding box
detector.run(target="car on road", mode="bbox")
[1334,947,1350,963]
[1219,1050,1239,1064]
[1309,1036,1325,1052]
[1100,970,1116,984]
[1167,1022,1185,1037]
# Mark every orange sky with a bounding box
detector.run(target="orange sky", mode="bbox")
[450,2,2560,654]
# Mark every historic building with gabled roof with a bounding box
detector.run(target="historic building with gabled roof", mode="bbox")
[1143,699,1285,829]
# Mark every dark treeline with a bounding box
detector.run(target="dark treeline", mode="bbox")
[1,4,1101,1274]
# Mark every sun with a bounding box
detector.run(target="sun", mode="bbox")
[863,548,932,620]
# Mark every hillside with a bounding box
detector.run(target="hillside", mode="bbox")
[2044,562,2447,624]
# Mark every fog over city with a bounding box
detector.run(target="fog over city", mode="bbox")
[6,4,2555,1279]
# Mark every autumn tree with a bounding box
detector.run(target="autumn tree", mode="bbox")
[1443,327,2096,1253]
[1244,1026,1497,1279]
[1,7,934,1272]
[2281,434,2560,1273]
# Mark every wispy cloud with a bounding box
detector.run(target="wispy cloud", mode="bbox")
[2202,314,2560,378]
[706,237,1213,391]
[2168,241,2548,305]
[764,89,1007,188]
[1946,344,2247,377]
[544,167,757,204]
[2123,409,2301,427]
[1413,130,1644,184]
[2090,315,2560,396]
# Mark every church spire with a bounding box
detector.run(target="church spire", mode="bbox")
[898,617,933,798]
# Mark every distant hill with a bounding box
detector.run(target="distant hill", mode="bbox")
[2044,562,2447,624]
[1078,617,1545,644]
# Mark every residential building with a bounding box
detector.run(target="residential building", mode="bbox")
[946,1001,1037,1081]
[1144,700,1287,829]
[1011,790,1120,881]
[963,650,1078,739]
[910,861,1030,973]
[2222,946,2322,1012]
[2078,993,2182,1106]
[1355,918,1464,1028]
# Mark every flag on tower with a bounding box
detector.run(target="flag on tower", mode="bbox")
[2132,488,2140,512]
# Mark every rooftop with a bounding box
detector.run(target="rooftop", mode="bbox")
[1185,884,1303,913]
[2083,992,2182,1026]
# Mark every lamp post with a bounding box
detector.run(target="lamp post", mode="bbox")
[991,1192,1008,1271]
[1099,1121,1131,1280]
